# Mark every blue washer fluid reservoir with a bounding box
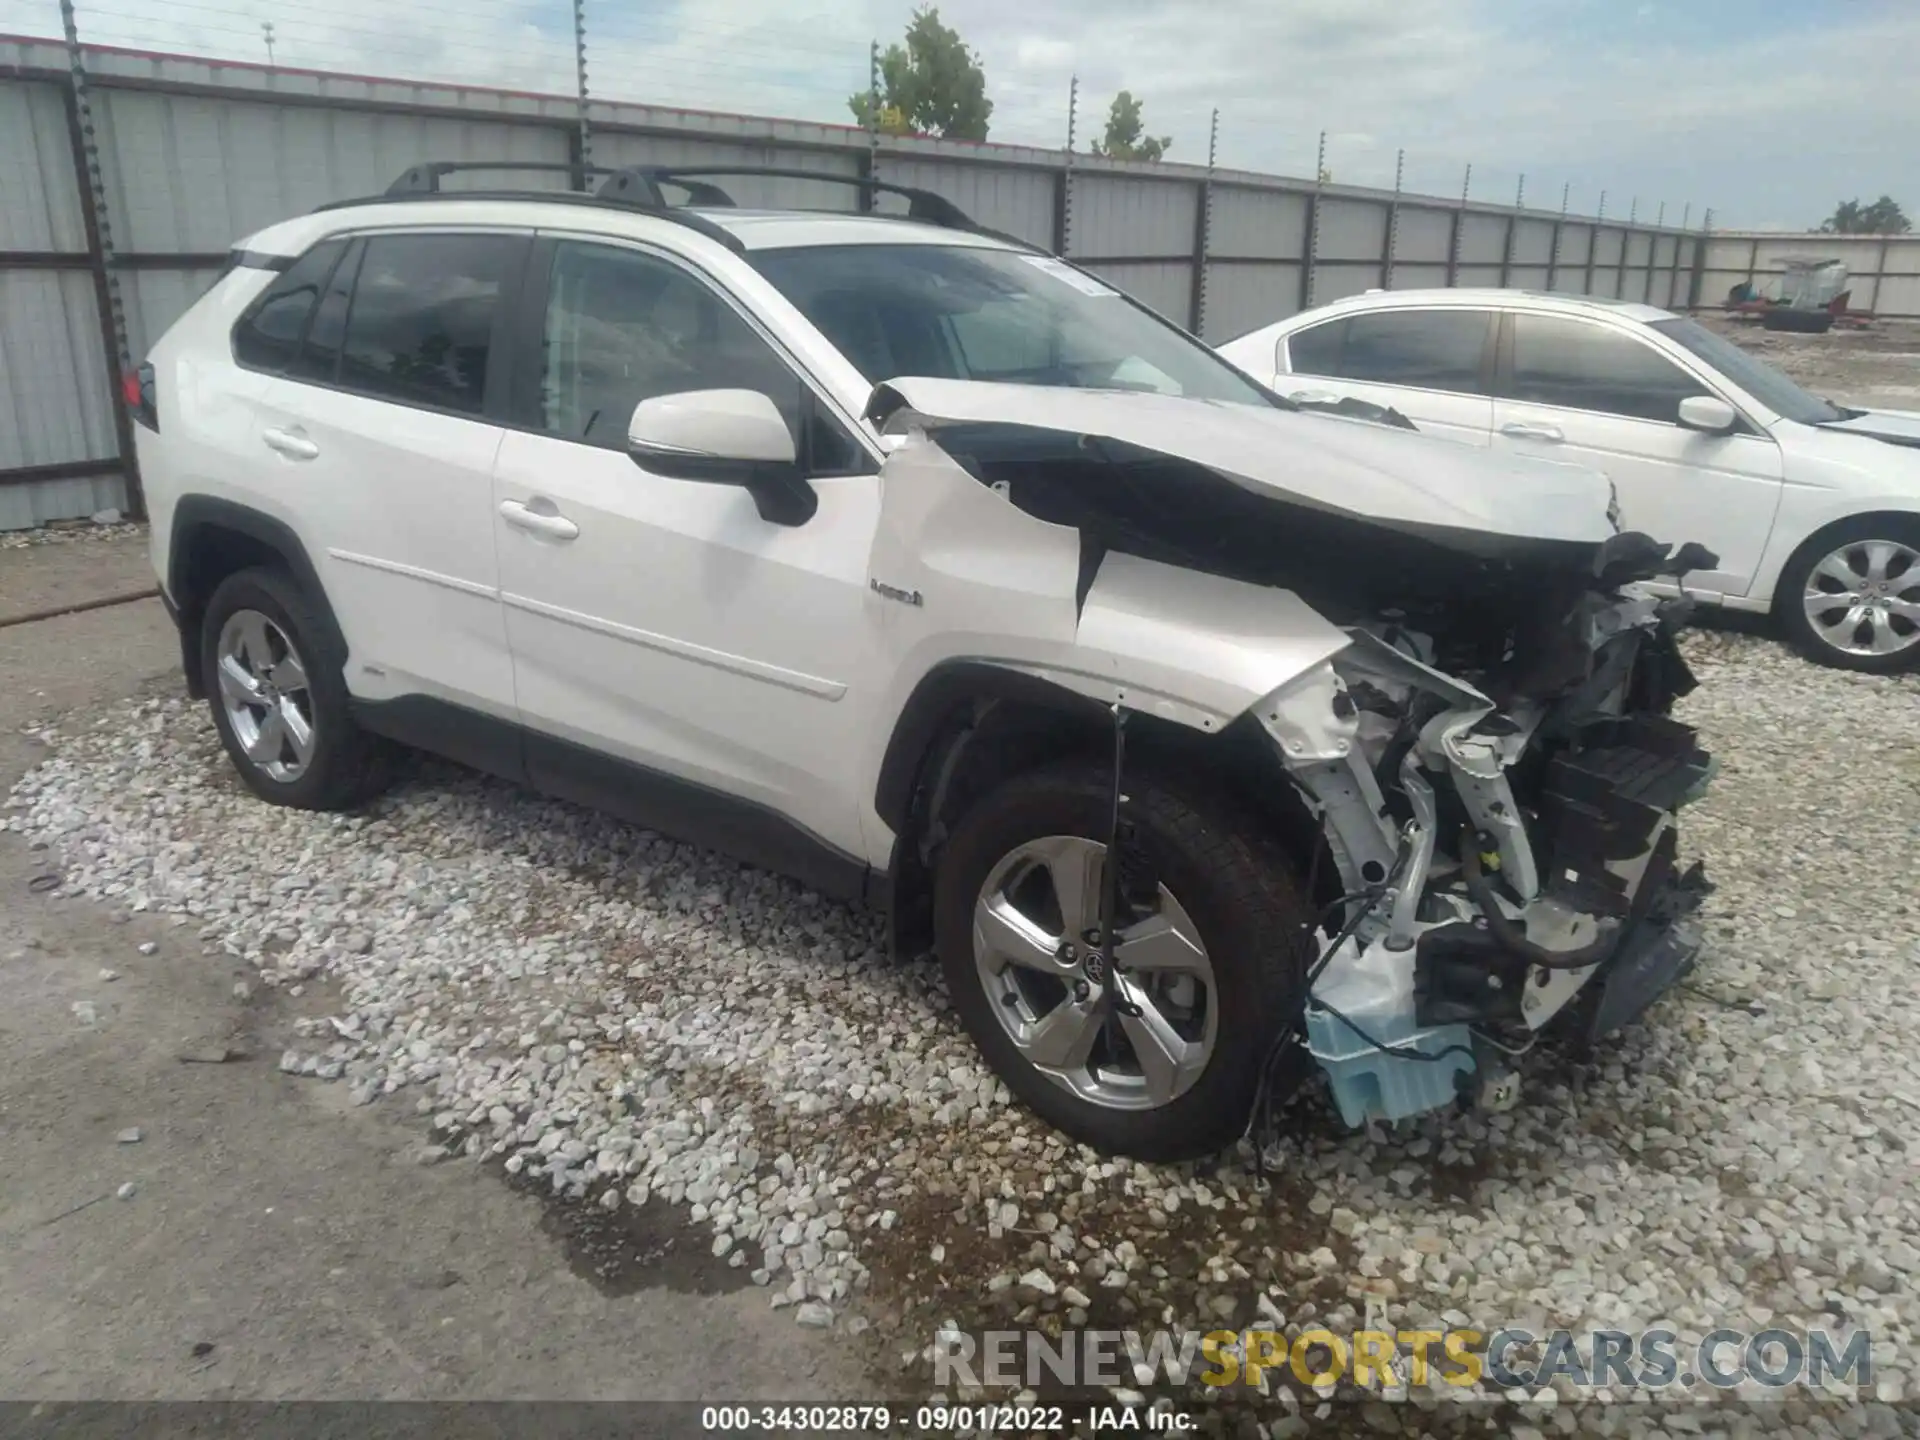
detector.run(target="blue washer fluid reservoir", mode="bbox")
[1305,1006,1478,1127]
[1304,928,1479,1127]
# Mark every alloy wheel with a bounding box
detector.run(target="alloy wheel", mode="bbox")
[216,608,317,782]
[970,834,1217,1111]
[1802,539,1920,659]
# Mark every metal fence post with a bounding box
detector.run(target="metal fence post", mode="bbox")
[1584,190,1604,294]
[1546,181,1569,290]
[1445,163,1469,287]
[859,41,880,213]
[1298,129,1325,312]
[1686,206,1709,310]
[1187,108,1217,335]
[1382,148,1403,290]
[1653,201,1678,306]
[1052,75,1077,254]
[1498,173,1523,288]
[58,0,142,520]
[571,0,591,187]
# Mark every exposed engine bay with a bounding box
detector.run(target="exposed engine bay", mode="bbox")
[869,382,1721,1129]
[1265,571,1715,1125]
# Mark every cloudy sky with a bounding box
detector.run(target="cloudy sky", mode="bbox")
[3,0,1914,229]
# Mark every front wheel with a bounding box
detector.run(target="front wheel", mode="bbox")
[932,760,1312,1161]
[1778,518,1920,672]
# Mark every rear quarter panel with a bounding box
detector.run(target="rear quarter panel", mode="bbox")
[136,266,283,597]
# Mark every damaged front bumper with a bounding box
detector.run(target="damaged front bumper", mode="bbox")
[1261,589,1717,1128]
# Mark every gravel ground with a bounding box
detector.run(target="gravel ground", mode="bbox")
[6,628,1918,1435]
[0,519,146,550]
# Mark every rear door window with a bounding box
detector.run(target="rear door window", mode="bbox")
[1284,319,1346,377]
[1337,310,1492,393]
[288,239,362,383]
[231,239,346,372]
[1506,313,1708,422]
[337,232,520,416]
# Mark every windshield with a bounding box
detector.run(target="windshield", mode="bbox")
[1648,316,1843,425]
[750,243,1276,406]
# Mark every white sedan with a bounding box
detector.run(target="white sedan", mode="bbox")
[1217,289,1920,671]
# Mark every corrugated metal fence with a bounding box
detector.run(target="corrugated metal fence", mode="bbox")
[2,33,1716,530]
[1699,232,1920,320]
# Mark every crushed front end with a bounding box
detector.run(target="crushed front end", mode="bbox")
[1259,531,1718,1127]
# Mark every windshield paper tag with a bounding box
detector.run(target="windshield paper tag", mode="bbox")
[1019,254,1119,296]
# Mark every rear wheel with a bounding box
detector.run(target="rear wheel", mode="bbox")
[200,567,392,809]
[933,759,1312,1160]
[1778,518,1920,672]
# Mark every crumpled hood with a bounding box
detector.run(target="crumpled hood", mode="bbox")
[867,377,1619,549]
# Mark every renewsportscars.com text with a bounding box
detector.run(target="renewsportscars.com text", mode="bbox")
[933,1326,1873,1392]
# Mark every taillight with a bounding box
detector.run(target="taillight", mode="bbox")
[124,362,158,431]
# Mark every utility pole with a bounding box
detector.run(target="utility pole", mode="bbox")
[260,20,275,67]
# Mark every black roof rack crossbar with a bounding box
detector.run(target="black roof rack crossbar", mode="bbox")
[317,184,747,254]
[385,161,618,195]
[594,166,979,231]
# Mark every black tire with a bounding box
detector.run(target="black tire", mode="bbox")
[200,566,392,810]
[933,759,1313,1161]
[1777,515,1920,674]
[1761,307,1834,334]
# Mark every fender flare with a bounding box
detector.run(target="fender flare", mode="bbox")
[167,496,348,689]
[873,659,1112,836]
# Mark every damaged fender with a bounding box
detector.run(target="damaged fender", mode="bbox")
[861,423,1352,773]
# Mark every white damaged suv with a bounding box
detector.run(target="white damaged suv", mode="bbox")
[132,163,1716,1160]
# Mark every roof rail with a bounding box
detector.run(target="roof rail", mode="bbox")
[385,161,610,195]
[317,160,1031,258]
[313,165,748,253]
[595,166,981,232]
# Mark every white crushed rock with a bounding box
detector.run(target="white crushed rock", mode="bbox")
[6,629,1917,1423]
[0,519,146,549]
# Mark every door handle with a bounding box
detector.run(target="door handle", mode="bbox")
[1290,389,1342,405]
[262,426,319,461]
[498,498,579,541]
[1500,421,1565,443]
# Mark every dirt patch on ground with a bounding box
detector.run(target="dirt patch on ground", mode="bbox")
[1698,312,1920,408]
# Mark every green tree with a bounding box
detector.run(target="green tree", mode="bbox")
[1819,196,1910,234]
[1089,90,1170,162]
[848,7,992,141]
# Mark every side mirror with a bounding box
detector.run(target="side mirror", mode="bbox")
[1676,395,1738,435]
[628,389,816,526]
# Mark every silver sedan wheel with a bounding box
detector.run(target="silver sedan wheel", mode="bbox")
[971,834,1216,1112]
[1803,539,1920,658]
[216,609,317,782]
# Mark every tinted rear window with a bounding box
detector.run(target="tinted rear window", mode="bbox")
[289,240,362,383]
[337,233,518,415]
[1285,319,1345,377]
[1339,310,1490,393]
[232,240,346,372]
